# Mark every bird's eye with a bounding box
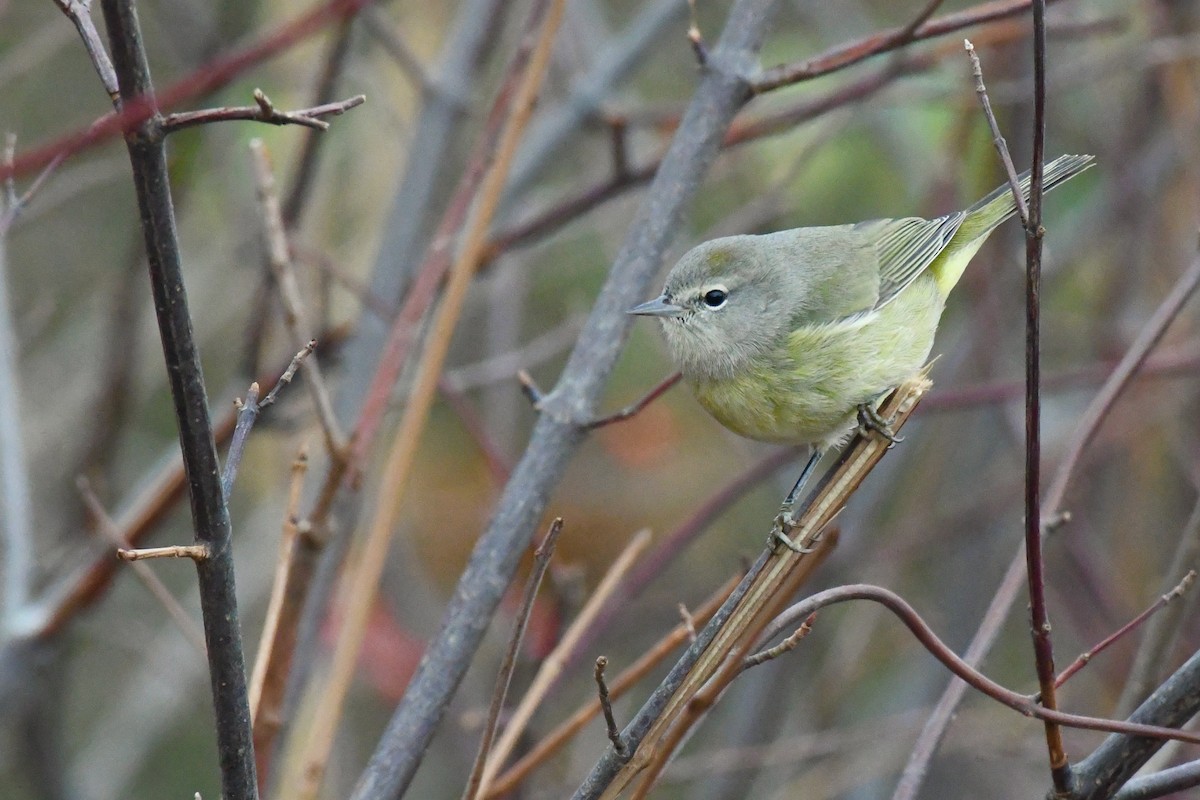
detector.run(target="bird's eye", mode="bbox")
[702,287,728,308]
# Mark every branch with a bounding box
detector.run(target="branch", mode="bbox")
[751,0,1057,93]
[161,90,365,134]
[896,249,1200,800]
[576,378,927,800]
[1073,645,1200,799]
[462,519,565,800]
[99,1,258,797]
[348,2,779,797]
[285,2,569,796]
[757,585,1200,746]
[5,0,373,182]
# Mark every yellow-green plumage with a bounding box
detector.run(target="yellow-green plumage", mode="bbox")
[631,155,1093,450]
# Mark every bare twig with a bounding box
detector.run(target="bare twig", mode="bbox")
[743,613,816,670]
[477,529,653,795]
[896,243,1200,800]
[594,657,627,757]
[484,574,741,798]
[1117,499,1200,716]
[462,519,565,800]
[77,478,207,654]
[353,3,781,796]
[6,0,374,182]
[1018,2,1071,791]
[292,4,568,797]
[964,39,1029,225]
[752,585,1200,745]
[162,90,365,133]
[1053,571,1196,692]
[586,373,682,430]
[261,341,316,408]
[51,0,120,102]
[249,139,345,457]
[751,0,1057,93]
[249,442,310,787]
[578,377,927,800]
[117,545,210,562]
[99,1,259,796]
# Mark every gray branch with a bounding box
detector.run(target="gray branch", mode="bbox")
[348,1,779,797]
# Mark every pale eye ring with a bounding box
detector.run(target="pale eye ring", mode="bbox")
[702,287,728,309]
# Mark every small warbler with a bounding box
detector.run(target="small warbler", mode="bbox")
[629,154,1093,541]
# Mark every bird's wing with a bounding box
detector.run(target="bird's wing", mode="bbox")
[848,213,966,321]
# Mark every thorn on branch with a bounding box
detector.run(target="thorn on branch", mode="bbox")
[595,656,627,757]
[118,544,210,562]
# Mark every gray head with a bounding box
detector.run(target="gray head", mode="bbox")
[628,235,796,381]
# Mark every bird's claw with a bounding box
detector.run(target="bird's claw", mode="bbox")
[769,509,813,554]
[856,402,903,445]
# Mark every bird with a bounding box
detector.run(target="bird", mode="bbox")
[629,154,1094,548]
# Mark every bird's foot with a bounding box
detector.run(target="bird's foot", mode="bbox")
[856,402,903,445]
[769,508,813,554]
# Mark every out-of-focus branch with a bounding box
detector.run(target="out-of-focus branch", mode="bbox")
[753,585,1200,745]
[285,3,569,797]
[349,3,780,798]
[751,0,1059,93]
[5,0,373,182]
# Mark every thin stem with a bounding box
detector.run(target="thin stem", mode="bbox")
[1023,2,1071,790]
[291,3,568,797]
[99,1,258,797]
[462,519,565,800]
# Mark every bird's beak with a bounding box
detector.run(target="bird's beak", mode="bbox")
[627,294,684,318]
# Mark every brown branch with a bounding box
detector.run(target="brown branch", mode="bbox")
[751,0,1057,94]
[249,138,346,457]
[78,477,207,654]
[1053,570,1196,692]
[462,519,565,800]
[248,442,310,789]
[964,39,1029,225]
[287,4,568,796]
[757,585,1200,746]
[52,0,120,102]
[476,528,652,795]
[584,376,928,800]
[594,657,626,757]
[162,90,365,133]
[117,544,209,562]
[483,573,741,798]
[5,0,373,182]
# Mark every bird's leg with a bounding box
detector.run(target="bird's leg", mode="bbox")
[769,448,822,553]
[856,399,903,445]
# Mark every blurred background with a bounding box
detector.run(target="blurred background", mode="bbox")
[1,0,1199,798]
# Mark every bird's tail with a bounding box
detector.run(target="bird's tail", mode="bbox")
[931,153,1094,294]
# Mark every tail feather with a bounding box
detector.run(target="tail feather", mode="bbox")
[930,153,1094,295]
[963,153,1095,233]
